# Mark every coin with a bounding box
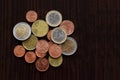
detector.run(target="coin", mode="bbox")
[51,27,67,44]
[32,20,49,37]
[60,20,75,35]
[24,51,36,63]
[49,44,62,58]
[36,40,49,53]
[35,58,49,72]
[46,10,62,27]
[13,45,25,57]
[22,34,38,50]
[48,41,54,47]
[49,56,63,67]
[13,22,31,41]
[26,10,38,22]
[47,30,52,40]
[60,37,77,56]
[35,50,47,58]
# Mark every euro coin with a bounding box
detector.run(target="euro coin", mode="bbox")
[51,27,67,44]
[13,22,31,41]
[60,20,75,35]
[46,10,62,27]
[49,44,62,58]
[35,58,49,72]
[60,37,77,56]
[22,34,38,50]
[26,10,38,22]
[24,51,36,63]
[32,20,49,37]
[13,45,25,57]
[49,56,63,67]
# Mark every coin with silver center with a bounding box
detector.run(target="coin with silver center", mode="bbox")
[51,27,67,44]
[13,22,31,41]
[46,10,62,27]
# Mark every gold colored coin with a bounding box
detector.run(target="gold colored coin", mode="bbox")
[32,20,49,37]
[22,34,38,50]
[48,56,63,67]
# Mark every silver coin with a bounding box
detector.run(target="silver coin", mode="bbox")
[46,10,62,27]
[60,37,77,56]
[51,27,67,44]
[13,22,31,41]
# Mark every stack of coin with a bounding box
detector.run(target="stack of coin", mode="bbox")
[13,10,77,72]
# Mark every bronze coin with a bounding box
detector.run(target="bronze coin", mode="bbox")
[24,51,36,63]
[47,30,52,40]
[60,20,75,35]
[14,45,25,57]
[35,58,49,72]
[35,50,47,58]
[36,40,49,53]
[49,44,62,58]
[26,10,38,22]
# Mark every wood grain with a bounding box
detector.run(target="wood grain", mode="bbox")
[0,0,120,80]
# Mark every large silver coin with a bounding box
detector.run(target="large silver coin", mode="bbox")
[13,22,31,41]
[60,37,77,56]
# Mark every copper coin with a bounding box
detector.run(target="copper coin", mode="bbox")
[25,51,36,63]
[49,44,62,58]
[35,58,49,72]
[60,20,75,35]
[47,30,52,40]
[35,50,47,58]
[36,40,49,53]
[48,41,54,47]
[26,10,38,22]
[14,45,25,57]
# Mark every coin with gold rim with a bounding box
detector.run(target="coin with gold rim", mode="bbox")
[22,34,38,50]
[48,56,63,67]
[32,20,49,37]
[51,27,67,44]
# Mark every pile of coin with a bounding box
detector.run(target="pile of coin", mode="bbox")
[13,10,77,72]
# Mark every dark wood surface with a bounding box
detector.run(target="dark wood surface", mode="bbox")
[0,0,120,80]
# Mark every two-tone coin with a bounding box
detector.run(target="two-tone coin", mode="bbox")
[60,37,77,56]
[13,45,25,57]
[46,10,62,27]
[60,20,75,35]
[26,10,38,22]
[35,58,49,72]
[51,27,67,44]
[25,51,36,63]
[49,56,63,67]
[32,20,49,37]
[13,22,31,41]
[22,34,38,50]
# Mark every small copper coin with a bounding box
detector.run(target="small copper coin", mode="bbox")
[14,45,25,57]
[47,30,52,40]
[35,58,49,72]
[25,51,36,63]
[60,20,75,35]
[36,40,49,53]
[26,10,38,22]
[48,41,54,47]
[49,44,62,58]
[35,50,47,58]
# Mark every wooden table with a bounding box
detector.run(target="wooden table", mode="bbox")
[0,0,120,80]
